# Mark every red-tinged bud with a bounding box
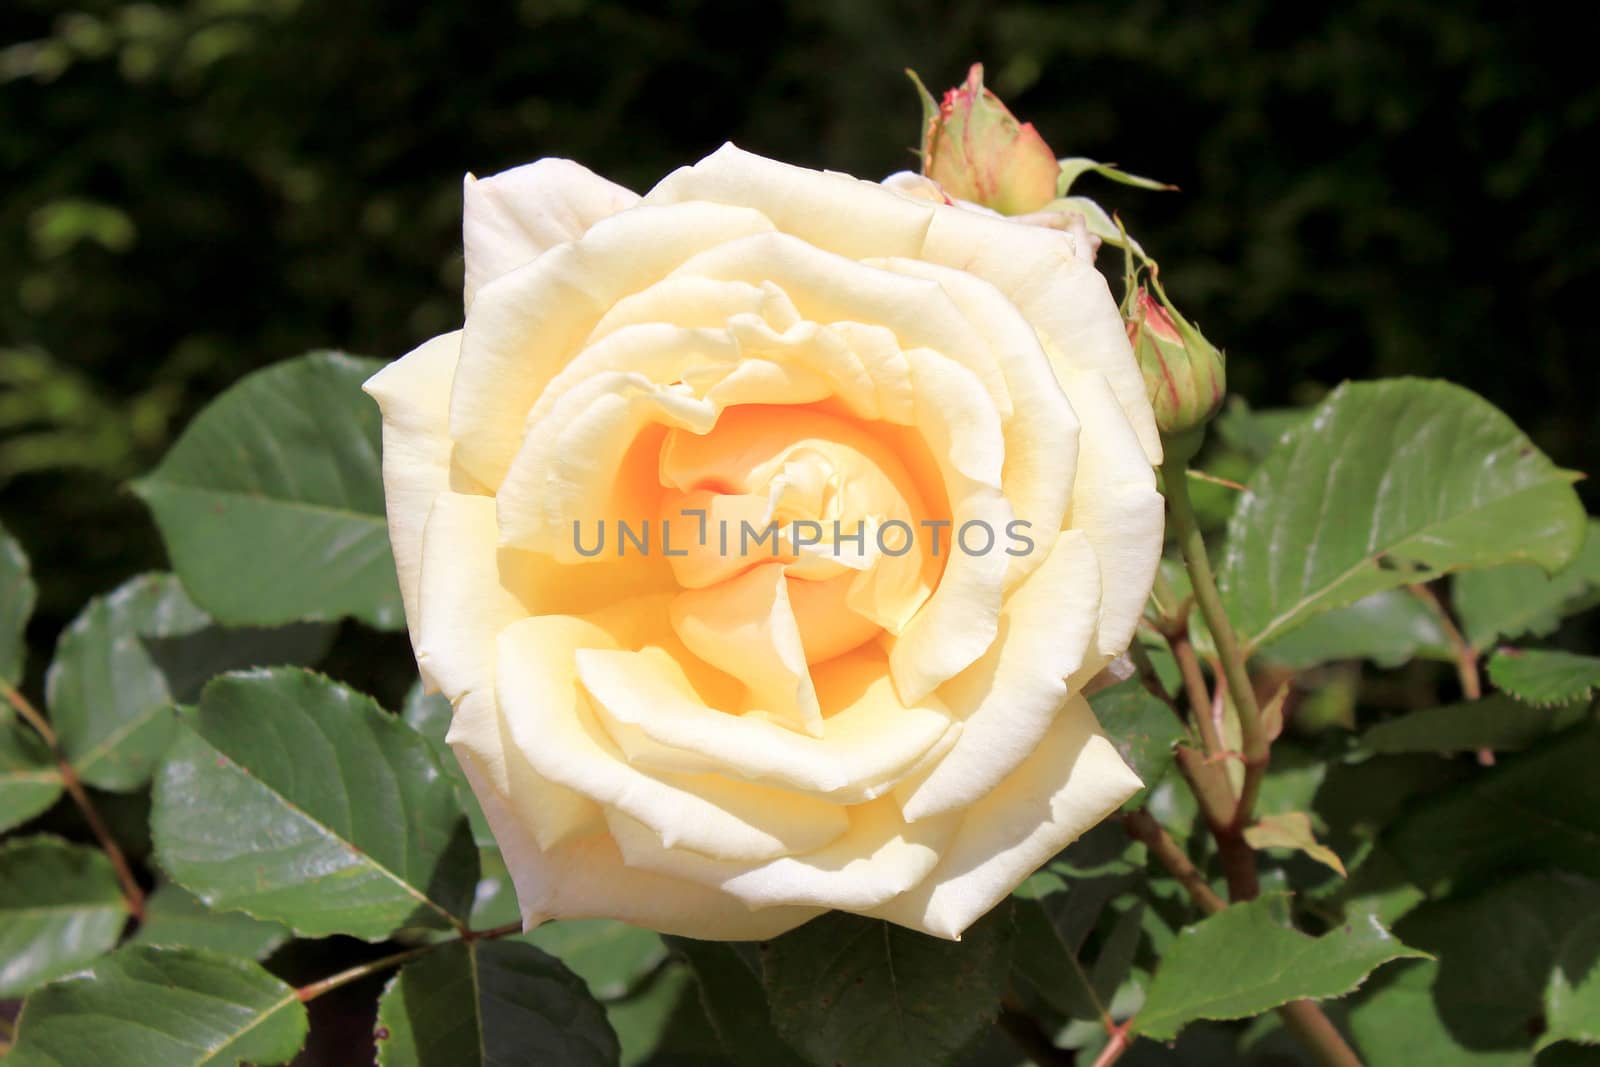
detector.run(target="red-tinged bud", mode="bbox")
[1126,287,1226,439]
[918,64,1060,216]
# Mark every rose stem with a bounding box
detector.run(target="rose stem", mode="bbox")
[1153,463,1366,1066]
[1123,812,1364,1067]
[2,679,145,923]
[1406,582,1492,765]
[295,921,524,1002]
[1160,457,1268,853]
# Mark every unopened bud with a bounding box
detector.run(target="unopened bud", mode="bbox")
[916,64,1060,216]
[1126,287,1225,438]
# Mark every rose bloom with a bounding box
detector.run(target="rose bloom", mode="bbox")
[365,145,1164,940]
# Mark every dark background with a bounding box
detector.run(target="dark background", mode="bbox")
[3,0,1596,649]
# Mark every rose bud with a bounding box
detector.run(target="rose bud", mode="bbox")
[1125,286,1225,439]
[917,63,1061,216]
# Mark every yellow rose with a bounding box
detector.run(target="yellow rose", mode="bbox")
[364,145,1164,941]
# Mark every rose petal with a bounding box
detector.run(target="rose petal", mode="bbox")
[1059,369,1166,657]
[455,745,820,939]
[362,330,465,689]
[669,563,823,735]
[463,159,639,308]
[895,529,1102,822]
[576,643,956,801]
[869,696,1142,940]
[605,796,960,911]
[451,201,776,487]
[497,614,849,860]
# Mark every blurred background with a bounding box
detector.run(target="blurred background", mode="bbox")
[3,0,1597,654]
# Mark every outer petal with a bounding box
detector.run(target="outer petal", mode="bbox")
[645,142,936,262]
[895,530,1101,822]
[463,159,639,308]
[415,491,537,701]
[869,697,1142,940]
[362,330,463,689]
[451,201,775,487]
[605,797,960,911]
[497,615,850,862]
[918,196,1163,464]
[1059,369,1166,658]
[455,739,820,939]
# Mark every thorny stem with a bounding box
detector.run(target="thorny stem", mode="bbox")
[1170,632,1224,759]
[1123,811,1226,915]
[1161,458,1270,843]
[1149,461,1366,1066]
[295,922,525,1002]
[1089,1023,1132,1067]
[1406,582,1493,765]
[2,679,146,923]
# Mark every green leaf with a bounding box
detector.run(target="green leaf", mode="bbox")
[1010,896,1109,1022]
[401,681,493,847]
[524,919,668,1001]
[374,938,619,1067]
[1380,871,1600,1059]
[1,518,35,684]
[606,962,725,1067]
[467,846,520,930]
[1544,911,1600,1050]
[132,352,401,630]
[6,945,307,1067]
[1056,157,1175,196]
[1211,401,1308,464]
[1359,694,1591,755]
[760,907,1013,1067]
[1133,895,1427,1040]
[1386,722,1600,891]
[0,709,61,832]
[0,836,129,998]
[132,883,290,960]
[1244,812,1347,877]
[46,573,331,791]
[667,937,808,1067]
[1487,648,1600,707]
[1348,959,1526,1067]
[1455,519,1600,650]
[151,668,477,940]
[1090,678,1186,809]
[1259,588,1454,669]
[1219,379,1587,651]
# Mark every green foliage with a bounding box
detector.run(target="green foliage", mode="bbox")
[131,883,290,960]
[759,908,1014,1067]
[0,836,128,998]
[150,668,477,940]
[374,939,621,1067]
[5,945,308,1067]
[1487,648,1600,707]
[1454,521,1600,650]
[1090,678,1186,809]
[1135,896,1425,1041]
[1220,379,1586,650]
[1358,695,1592,755]
[0,707,60,833]
[1543,912,1600,1052]
[0,519,35,684]
[45,573,331,791]
[1387,722,1600,891]
[132,352,401,630]
[1259,588,1453,669]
